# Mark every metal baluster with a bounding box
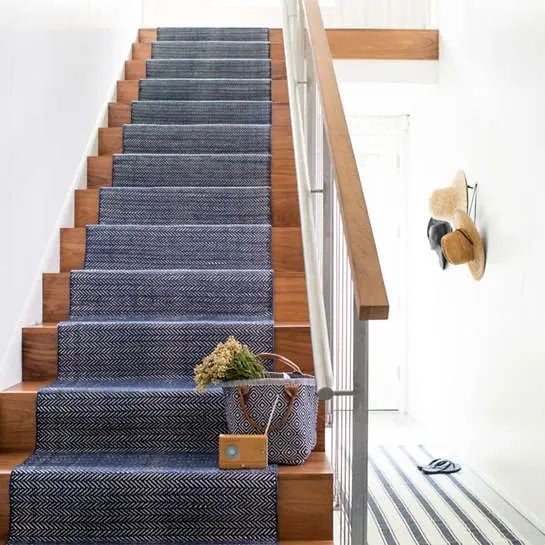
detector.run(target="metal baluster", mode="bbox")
[281,3,374,543]
[322,131,334,355]
[351,313,369,544]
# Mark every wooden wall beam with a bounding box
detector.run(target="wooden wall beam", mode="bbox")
[326,29,439,60]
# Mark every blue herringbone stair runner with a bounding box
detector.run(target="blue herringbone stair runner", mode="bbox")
[99,187,271,224]
[8,27,277,545]
[146,58,272,79]
[139,78,271,101]
[131,100,272,124]
[112,153,271,187]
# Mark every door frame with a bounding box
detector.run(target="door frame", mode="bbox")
[348,114,410,413]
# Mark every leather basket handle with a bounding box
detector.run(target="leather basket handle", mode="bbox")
[238,384,299,434]
[257,352,303,374]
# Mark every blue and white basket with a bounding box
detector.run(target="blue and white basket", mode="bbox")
[222,353,318,465]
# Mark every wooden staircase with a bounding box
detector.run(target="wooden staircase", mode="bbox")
[0,28,333,545]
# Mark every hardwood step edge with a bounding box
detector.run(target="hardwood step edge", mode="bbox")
[0,447,331,479]
[109,99,289,128]
[117,78,289,105]
[74,186,300,228]
[60,226,304,273]
[42,271,309,323]
[137,28,284,44]
[22,321,315,380]
[131,40,284,62]
[124,60,287,80]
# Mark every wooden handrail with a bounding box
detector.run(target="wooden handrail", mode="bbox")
[302,0,389,320]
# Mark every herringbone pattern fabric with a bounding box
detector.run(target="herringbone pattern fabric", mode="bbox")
[57,320,274,379]
[85,225,272,269]
[139,78,271,101]
[10,452,277,545]
[157,27,269,41]
[123,123,271,153]
[37,378,227,452]
[146,59,271,79]
[8,25,279,545]
[112,153,271,187]
[99,187,271,224]
[131,100,272,125]
[69,269,273,320]
[152,41,270,59]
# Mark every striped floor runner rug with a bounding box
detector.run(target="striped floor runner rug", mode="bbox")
[8,27,278,545]
[368,446,526,545]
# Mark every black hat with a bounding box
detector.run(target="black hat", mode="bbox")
[427,217,452,269]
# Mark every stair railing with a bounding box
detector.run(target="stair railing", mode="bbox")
[281,1,389,543]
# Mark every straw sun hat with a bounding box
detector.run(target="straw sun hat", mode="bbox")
[440,210,485,280]
[429,171,468,221]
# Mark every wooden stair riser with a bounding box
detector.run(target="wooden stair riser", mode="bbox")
[109,97,289,127]
[132,28,285,61]
[21,323,325,453]
[42,272,309,324]
[125,59,287,81]
[278,473,333,541]
[138,28,283,43]
[60,227,304,273]
[0,475,5,542]
[23,324,314,380]
[99,102,293,153]
[0,448,331,541]
[137,28,285,45]
[131,40,284,63]
[0,392,37,452]
[87,154,297,194]
[116,78,289,105]
[75,187,299,229]
[22,322,324,452]
[138,28,157,42]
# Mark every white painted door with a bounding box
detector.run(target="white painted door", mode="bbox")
[348,116,408,410]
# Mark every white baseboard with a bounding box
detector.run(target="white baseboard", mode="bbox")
[462,461,545,536]
[0,50,131,391]
[418,419,545,537]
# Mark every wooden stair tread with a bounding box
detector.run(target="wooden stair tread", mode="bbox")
[75,186,300,228]
[0,543,333,545]
[0,451,31,472]
[0,447,332,541]
[87,154,296,191]
[4,369,325,456]
[60,226,304,273]
[22,321,316,382]
[278,451,331,479]
[4,380,52,393]
[28,321,310,330]
[281,542,334,545]
[42,271,310,323]
[0,444,329,478]
[2,542,323,545]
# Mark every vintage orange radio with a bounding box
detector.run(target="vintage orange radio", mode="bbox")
[218,434,268,469]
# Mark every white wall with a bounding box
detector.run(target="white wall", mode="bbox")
[142,0,434,29]
[0,1,142,390]
[405,0,545,530]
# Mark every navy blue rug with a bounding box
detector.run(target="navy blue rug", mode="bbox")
[146,58,272,79]
[111,153,271,187]
[8,26,278,545]
[139,78,271,101]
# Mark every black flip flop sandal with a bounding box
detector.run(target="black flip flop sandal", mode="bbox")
[417,458,461,475]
